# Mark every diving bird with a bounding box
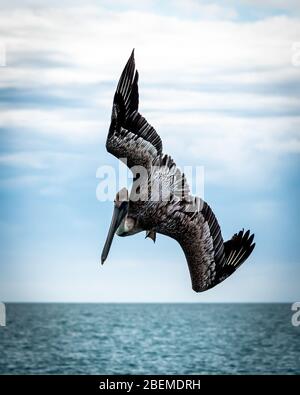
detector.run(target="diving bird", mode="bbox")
[101,50,255,292]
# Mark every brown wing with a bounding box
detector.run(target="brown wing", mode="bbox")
[158,197,255,292]
[106,50,162,172]
[137,155,255,292]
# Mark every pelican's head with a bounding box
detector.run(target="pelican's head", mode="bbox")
[115,190,142,237]
[101,188,144,265]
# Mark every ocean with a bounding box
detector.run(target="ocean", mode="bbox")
[0,303,299,374]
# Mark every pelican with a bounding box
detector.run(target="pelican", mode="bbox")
[101,50,255,292]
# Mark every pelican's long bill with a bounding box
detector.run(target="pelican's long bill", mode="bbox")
[101,202,128,265]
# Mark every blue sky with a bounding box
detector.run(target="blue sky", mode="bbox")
[0,0,299,302]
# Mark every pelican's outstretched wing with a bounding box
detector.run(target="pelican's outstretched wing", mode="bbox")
[142,155,255,292]
[160,198,255,292]
[106,50,162,171]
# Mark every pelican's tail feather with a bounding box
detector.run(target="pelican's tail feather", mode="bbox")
[218,229,255,283]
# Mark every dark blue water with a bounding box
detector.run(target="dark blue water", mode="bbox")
[0,303,299,374]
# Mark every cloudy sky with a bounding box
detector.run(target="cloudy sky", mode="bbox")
[0,0,299,302]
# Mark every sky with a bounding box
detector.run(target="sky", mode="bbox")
[0,0,299,302]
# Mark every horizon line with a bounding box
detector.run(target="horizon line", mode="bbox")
[2,300,298,305]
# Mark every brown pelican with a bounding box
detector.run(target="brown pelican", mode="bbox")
[101,50,255,292]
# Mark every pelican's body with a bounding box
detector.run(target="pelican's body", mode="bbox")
[101,51,255,292]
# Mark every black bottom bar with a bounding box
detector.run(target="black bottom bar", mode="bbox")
[0,375,298,392]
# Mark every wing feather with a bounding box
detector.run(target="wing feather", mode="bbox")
[135,155,255,292]
[106,50,162,171]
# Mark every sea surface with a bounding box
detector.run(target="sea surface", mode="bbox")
[0,303,299,374]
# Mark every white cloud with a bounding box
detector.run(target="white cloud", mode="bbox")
[1,7,299,85]
[0,108,106,141]
[0,4,299,189]
[239,0,300,13]
[0,150,94,169]
[161,114,300,186]
[170,0,238,20]
[142,89,300,113]
[0,152,47,169]
[0,175,42,188]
